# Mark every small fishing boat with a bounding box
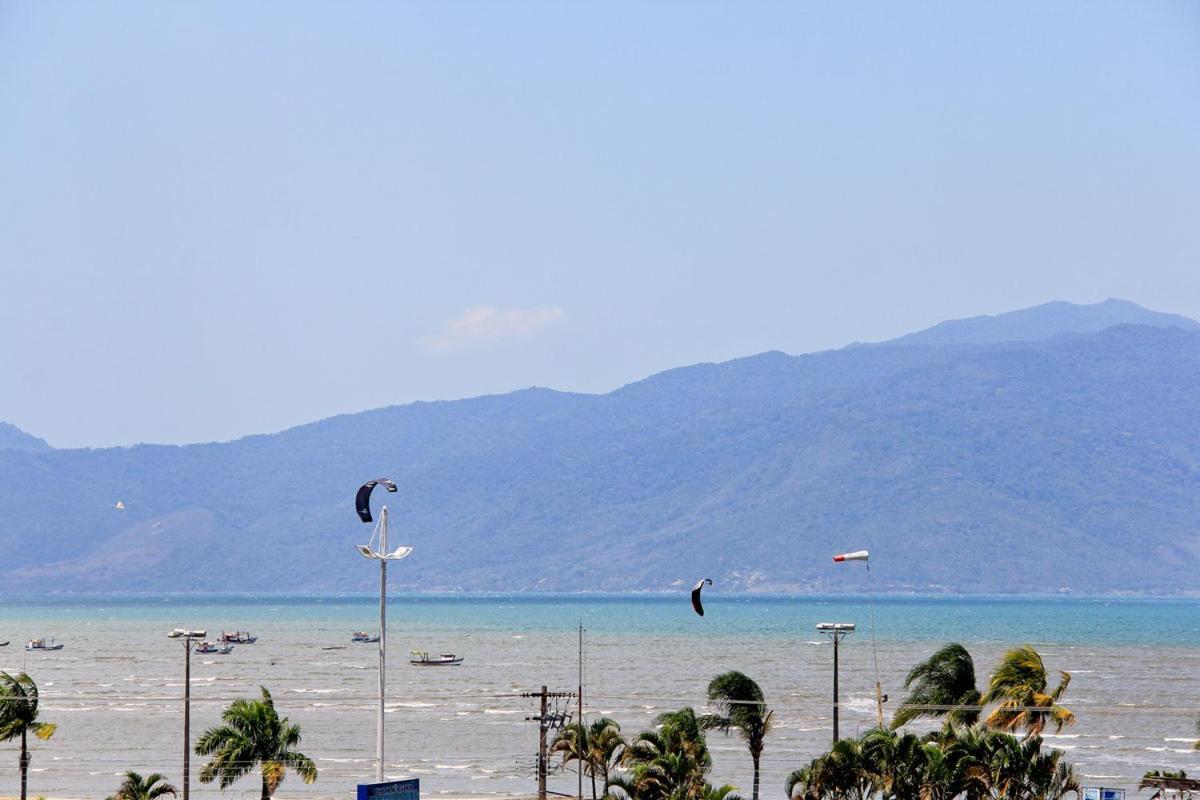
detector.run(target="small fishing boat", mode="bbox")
[409,651,463,666]
[194,641,234,655]
[0,641,9,647]
[220,631,257,644]
[25,638,64,652]
[351,631,380,643]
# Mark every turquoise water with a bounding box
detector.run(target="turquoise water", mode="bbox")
[4,593,1198,644]
[1,595,1197,799]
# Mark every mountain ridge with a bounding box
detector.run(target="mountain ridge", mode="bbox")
[1,300,1197,596]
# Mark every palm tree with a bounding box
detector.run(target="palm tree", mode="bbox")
[700,784,742,800]
[553,719,623,800]
[785,737,872,800]
[859,729,928,800]
[106,771,177,800]
[611,708,711,800]
[553,722,592,796]
[982,646,1075,738]
[892,644,982,732]
[700,672,773,800]
[0,671,57,800]
[590,718,626,795]
[195,686,317,799]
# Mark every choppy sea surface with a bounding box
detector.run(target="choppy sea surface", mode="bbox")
[0,595,1197,799]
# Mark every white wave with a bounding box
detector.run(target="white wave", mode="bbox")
[436,764,473,770]
[483,708,520,714]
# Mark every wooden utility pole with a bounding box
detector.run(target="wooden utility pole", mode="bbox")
[523,687,575,800]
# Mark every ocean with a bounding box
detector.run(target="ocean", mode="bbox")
[1,595,1197,799]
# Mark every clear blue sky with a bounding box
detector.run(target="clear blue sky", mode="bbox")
[2,1,1197,448]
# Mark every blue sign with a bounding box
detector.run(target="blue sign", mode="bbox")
[1083,788,1125,800]
[358,778,419,800]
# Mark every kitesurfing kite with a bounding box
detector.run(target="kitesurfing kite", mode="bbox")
[356,478,398,523]
[691,578,712,616]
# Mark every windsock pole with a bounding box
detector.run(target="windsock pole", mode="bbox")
[833,549,885,727]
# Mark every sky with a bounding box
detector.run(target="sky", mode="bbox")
[1,1,1198,448]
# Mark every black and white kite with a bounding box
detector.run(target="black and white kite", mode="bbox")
[691,578,713,616]
[356,478,398,523]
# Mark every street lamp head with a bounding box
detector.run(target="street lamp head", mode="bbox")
[168,628,206,639]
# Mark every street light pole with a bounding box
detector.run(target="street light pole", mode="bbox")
[377,506,388,784]
[168,628,205,800]
[354,478,411,786]
[816,623,855,744]
[184,637,191,800]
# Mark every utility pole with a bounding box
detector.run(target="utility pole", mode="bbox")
[523,687,575,800]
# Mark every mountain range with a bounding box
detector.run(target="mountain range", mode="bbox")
[1,298,1197,595]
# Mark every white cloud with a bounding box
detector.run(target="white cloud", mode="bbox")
[420,305,566,352]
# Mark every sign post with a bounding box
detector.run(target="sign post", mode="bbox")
[358,778,420,800]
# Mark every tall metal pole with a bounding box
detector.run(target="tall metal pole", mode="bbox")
[577,622,583,800]
[377,506,388,783]
[537,686,548,800]
[183,637,192,800]
[832,633,839,744]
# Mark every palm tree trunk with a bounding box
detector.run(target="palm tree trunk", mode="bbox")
[751,752,760,800]
[261,770,271,800]
[591,769,597,800]
[20,728,28,800]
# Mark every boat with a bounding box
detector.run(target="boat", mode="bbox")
[0,641,9,647]
[194,641,234,655]
[409,651,464,666]
[220,631,257,644]
[25,638,64,652]
[352,631,380,643]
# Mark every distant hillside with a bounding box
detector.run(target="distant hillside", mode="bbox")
[891,298,1200,346]
[1,300,1198,595]
[0,422,51,453]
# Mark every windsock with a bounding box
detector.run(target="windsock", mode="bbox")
[833,550,869,563]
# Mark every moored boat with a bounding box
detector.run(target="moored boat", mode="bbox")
[220,631,257,644]
[352,631,380,643]
[26,638,64,651]
[409,651,463,666]
[194,641,234,655]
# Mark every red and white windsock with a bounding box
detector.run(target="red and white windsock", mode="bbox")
[833,550,869,563]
